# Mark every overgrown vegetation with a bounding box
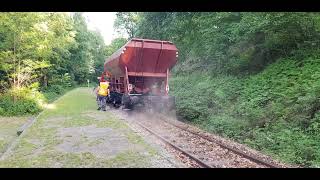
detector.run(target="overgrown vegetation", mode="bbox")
[115,12,320,167]
[0,13,119,116]
[2,12,320,167]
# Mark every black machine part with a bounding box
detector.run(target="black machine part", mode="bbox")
[122,94,175,112]
[107,90,176,112]
[107,91,123,108]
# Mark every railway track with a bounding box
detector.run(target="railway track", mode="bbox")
[126,112,284,168]
[156,116,283,168]
[134,120,213,168]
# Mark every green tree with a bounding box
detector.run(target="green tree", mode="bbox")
[0,13,52,100]
[61,13,107,84]
[105,37,127,57]
[89,30,107,81]
[114,12,140,39]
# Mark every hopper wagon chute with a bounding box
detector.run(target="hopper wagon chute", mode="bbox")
[103,38,178,112]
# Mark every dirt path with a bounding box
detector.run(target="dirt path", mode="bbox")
[0,88,182,168]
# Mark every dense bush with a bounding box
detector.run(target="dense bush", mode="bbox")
[170,72,243,121]
[42,86,64,103]
[0,87,43,116]
[0,80,75,116]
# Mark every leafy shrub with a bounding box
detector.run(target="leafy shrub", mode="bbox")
[48,73,75,89]
[48,84,64,94]
[42,91,59,103]
[0,107,4,115]
[61,73,73,87]
[42,84,74,103]
[0,87,43,116]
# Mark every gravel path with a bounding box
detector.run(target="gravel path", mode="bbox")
[110,109,291,168]
[110,109,187,168]
[159,114,291,168]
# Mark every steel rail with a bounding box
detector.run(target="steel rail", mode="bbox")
[158,116,283,168]
[134,121,214,168]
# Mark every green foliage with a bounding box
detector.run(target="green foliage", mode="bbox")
[244,122,320,167]
[0,107,4,115]
[116,12,320,167]
[47,73,74,89]
[105,38,127,57]
[114,12,139,38]
[92,37,127,81]
[170,73,243,121]
[170,53,320,167]
[238,54,320,128]
[0,12,107,116]
[0,12,106,91]
[127,12,320,75]
[68,12,106,84]
[0,87,43,116]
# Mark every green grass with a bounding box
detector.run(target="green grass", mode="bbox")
[0,116,31,155]
[2,150,150,168]
[62,116,94,127]
[100,150,150,168]
[0,87,159,167]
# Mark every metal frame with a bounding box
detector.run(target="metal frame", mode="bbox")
[125,66,129,94]
[127,72,166,77]
[165,68,169,95]
[154,41,163,72]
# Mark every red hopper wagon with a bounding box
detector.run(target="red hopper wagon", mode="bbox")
[102,38,178,112]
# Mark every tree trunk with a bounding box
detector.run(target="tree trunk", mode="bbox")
[44,74,48,88]
[13,32,17,103]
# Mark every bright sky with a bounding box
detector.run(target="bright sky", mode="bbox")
[82,12,121,45]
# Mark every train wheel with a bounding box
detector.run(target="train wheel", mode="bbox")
[122,94,132,110]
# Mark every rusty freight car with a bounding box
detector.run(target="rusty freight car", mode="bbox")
[102,38,178,112]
